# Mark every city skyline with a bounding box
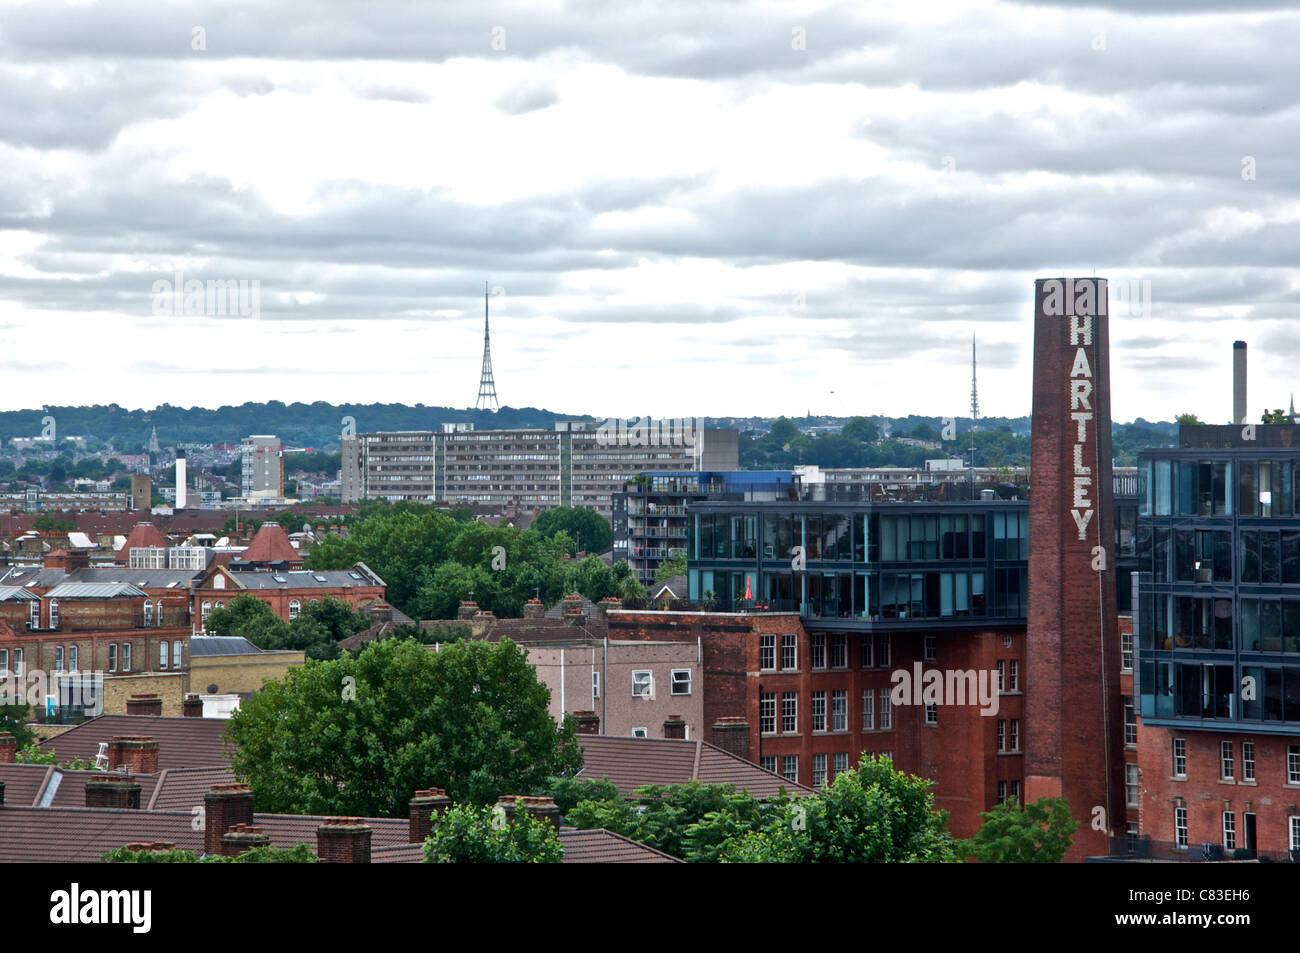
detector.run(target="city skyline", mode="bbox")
[1,2,1296,420]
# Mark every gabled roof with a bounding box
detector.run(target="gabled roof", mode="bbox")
[148,767,236,811]
[40,715,233,770]
[115,522,170,561]
[241,522,299,564]
[575,735,813,800]
[557,828,680,863]
[0,585,38,602]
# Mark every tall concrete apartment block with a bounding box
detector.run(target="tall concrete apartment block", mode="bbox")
[1025,277,1125,860]
[343,422,739,517]
[241,435,283,501]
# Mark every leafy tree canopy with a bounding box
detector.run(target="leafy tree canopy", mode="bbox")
[963,796,1078,863]
[225,637,582,817]
[423,803,563,863]
[531,506,613,555]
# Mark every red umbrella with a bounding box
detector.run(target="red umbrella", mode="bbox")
[744,575,754,600]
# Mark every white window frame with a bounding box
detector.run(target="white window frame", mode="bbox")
[0,648,7,676]
[781,692,797,733]
[1124,699,1137,746]
[997,780,1007,804]
[832,752,848,777]
[1223,811,1236,851]
[121,642,131,673]
[1221,740,1234,780]
[1175,806,1188,849]
[29,600,39,630]
[592,671,600,700]
[1121,629,1134,671]
[862,689,874,730]
[12,648,22,678]
[1126,763,1139,808]
[69,645,77,672]
[760,755,777,774]
[1291,816,1300,854]
[143,599,153,627]
[1008,659,1019,691]
[759,633,775,671]
[1243,741,1255,781]
[810,633,826,669]
[811,690,827,732]
[781,632,797,671]
[812,753,827,787]
[997,660,1005,692]
[1174,738,1187,778]
[631,670,652,698]
[159,640,169,670]
[878,688,892,730]
[925,703,938,726]
[289,599,301,620]
[1288,745,1300,785]
[997,719,1006,751]
[54,645,64,673]
[631,727,648,738]
[107,643,117,673]
[172,641,183,670]
[1010,719,1020,751]
[781,755,798,784]
[759,692,776,734]
[832,689,848,732]
[49,599,59,629]
[670,669,692,696]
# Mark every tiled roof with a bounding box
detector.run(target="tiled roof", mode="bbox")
[115,523,170,561]
[0,764,56,806]
[188,636,263,657]
[252,813,409,849]
[223,569,383,591]
[0,806,204,861]
[576,735,813,799]
[148,767,236,811]
[558,828,681,863]
[240,522,300,564]
[372,843,426,863]
[485,618,610,642]
[44,769,161,809]
[40,715,234,770]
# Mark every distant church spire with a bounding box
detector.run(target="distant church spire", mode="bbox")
[476,282,500,412]
[148,425,161,455]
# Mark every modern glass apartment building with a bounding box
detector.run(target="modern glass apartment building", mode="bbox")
[687,493,1030,631]
[1135,439,1300,733]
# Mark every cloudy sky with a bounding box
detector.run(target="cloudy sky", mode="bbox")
[0,0,1296,424]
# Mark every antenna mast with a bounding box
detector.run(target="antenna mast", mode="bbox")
[476,281,500,411]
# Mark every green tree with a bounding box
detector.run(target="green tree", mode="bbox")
[543,775,622,814]
[225,637,583,817]
[32,513,76,533]
[1263,408,1288,424]
[531,506,613,555]
[653,551,688,584]
[721,755,958,863]
[1176,413,1201,426]
[423,803,563,863]
[0,701,38,749]
[841,416,880,444]
[964,797,1078,863]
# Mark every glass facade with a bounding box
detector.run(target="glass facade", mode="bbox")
[688,500,1029,628]
[1137,448,1300,731]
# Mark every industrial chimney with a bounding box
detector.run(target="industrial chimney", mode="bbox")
[1233,341,1248,425]
[175,450,187,510]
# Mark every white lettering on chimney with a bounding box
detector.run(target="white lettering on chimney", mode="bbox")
[1065,290,1098,542]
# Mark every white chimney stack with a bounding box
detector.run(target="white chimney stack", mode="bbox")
[175,451,187,510]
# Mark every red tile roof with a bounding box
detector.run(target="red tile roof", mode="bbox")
[40,715,233,770]
[0,764,55,807]
[557,828,680,863]
[114,522,170,561]
[148,767,236,811]
[576,735,813,799]
[0,806,203,861]
[240,522,299,564]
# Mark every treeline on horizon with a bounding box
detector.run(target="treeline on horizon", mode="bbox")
[0,402,1179,467]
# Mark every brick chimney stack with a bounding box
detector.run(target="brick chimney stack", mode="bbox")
[204,784,255,855]
[493,795,517,826]
[594,596,622,622]
[0,731,16,764]
[221,824,271,857]
[516,796,561,832]
[711,716,750,762]
[108,736,159,774]
[470,609,496,637]
[86,775,142,809]
[522,598,545,620]
[662,715,687,740]
[183,694,204,718]
[409,788,452,844]
[316,818,372,863]
[126,694,163,716]
[573,710,600,735]
[457,601,478,620]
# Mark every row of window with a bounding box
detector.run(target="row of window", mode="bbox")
[760,633,894,672]
[760,689,895,734]
[0,641,182,674]
[1170,739,1299,784]
[26,599,169,629]
[1174,809,1300,854]
[628,670,692,698]
[759,751,894,786]
[1144,458,1300,519]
